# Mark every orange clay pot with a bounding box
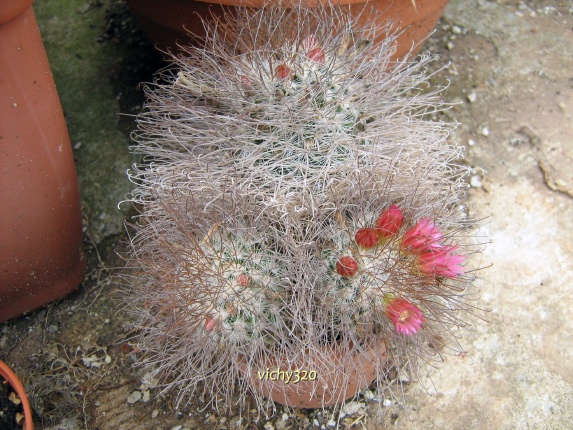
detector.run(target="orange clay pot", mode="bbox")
[126,0,448,61]
[0,359,33,430]
[240,341,386,408]
[0,0,85,323]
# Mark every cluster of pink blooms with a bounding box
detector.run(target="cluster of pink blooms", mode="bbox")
[335,205,466,336]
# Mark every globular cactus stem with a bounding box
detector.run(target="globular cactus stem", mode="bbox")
[124,3,484,412]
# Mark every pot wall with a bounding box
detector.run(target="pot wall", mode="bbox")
[0,0,85,323]
[241,342,386,408]
[126,0,448,61]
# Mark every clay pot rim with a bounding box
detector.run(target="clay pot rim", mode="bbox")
[0,359,33,430]
[193,0,371,6]
[0,0,34,26]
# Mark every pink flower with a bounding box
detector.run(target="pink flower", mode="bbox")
[336,256,359,277]
[355,227,379,248]
[417,245,465,278]
[375,204,403,237]
[385,298,425,336]
[401,218,443,253]
[276,64,293,79]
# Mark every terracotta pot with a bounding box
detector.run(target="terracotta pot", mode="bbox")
[126,0,448,60]
[240,341,386,408]
[0,0,85,323]
[0,360,33,430]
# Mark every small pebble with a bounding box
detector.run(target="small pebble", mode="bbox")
[468,138,476,146]
[141,389,150,402]
[362,389,375,400]
[452,25,462,35]
[480,126,490,137]
[127,390,142,404]
[398,369,410,383]
[326,419,337,427]
[341,401,364,416]
[446,41,455,50]
[470,176,483,188]
[151,410,159,419]
[383,399,393,407]
[467,92,477,103]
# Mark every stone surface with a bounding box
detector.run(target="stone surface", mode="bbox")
[369,1,573,428]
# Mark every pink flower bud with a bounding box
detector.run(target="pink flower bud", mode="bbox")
[385,298,425,336]
[236,274,251,287]
[276,64,293,79]
[307,47,325,63]
[355,227,379,248]
[302,35,317,50]
[375,204,403,237]
[204,316,218,331]
[336,256,359,277]
[241,75,252,87]
[401,218,443,253]
[417,245,465,278]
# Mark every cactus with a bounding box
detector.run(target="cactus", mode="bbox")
[125,4,483,411]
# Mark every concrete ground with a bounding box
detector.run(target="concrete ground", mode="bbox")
[1,0,572,429]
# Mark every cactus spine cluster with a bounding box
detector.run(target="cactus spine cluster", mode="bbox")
[125,4,481,410]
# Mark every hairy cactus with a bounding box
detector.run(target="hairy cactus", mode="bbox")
[125,4,483,411]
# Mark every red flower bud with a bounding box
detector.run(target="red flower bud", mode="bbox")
[336,256,359,277]
[276,64,293,79]
[355,227,379,248]
[375,204,403,237]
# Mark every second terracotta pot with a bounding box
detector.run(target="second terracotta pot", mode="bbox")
[0,0,85,323]
[0,360,33,430]
[126,0,448,61]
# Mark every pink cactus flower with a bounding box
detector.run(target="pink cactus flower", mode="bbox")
[375,204,403,237]
[276,64,293,79]
[418,245,465,278]
[386,298,425,336]
[355,227,379,248]
[336,256,359,277]
[401,218,443,253]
